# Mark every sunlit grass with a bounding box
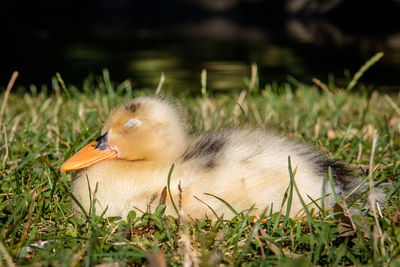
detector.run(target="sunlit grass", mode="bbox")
[0,66,400,266]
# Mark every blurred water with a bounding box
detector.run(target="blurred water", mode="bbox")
[2,2,400,92]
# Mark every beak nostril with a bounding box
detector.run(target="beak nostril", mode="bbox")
[95,132,109,150]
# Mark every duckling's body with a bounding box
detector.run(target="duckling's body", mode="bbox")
[65,96,360,220]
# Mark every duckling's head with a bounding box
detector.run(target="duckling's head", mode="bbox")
[61,96,189,172]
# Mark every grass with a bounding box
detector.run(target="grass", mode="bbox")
[1,63,400,266]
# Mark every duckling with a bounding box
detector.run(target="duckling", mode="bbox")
[61,96,374,220]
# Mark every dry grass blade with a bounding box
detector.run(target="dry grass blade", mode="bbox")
[181,217,198,267]
[258,227,280,255]
[159,186,167,206]
[0,71,18,127]
[233,90,247,118]
[392,206,400,225]
[2,126,9,167]
[248,63,258,93]
[95,262,120,267]
[147,250,167,267]
[155,72,165,95]
[0,240,16,267]
[340,195,356,231]
[201,69,207,98]
[312,77,331,95]
[14,193,37,253]
[368,131,382,236]
[384,94,400,116]
[71,245,88,267]
[254,233,265,259]
[368,130,385,259]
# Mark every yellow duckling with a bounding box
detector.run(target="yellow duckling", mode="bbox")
[61,96,370,220]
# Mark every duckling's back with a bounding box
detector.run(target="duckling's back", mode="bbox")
[175,128,341,219]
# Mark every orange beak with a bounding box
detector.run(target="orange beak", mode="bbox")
[60,133,118,172]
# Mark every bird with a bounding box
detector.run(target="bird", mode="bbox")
[61,96,379,221]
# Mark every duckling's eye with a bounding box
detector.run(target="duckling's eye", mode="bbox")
[124,118,141,129]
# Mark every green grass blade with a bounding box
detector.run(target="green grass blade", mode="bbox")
[203,193,239,218]
[346,52,384,91]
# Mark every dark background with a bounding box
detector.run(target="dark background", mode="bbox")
[2,0,400,92]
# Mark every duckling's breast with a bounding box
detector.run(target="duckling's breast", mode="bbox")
[70,160,171,218]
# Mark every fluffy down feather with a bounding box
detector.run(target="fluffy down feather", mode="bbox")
[69,96,384,220]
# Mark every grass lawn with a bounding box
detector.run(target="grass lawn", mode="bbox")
[1,63,400,266]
